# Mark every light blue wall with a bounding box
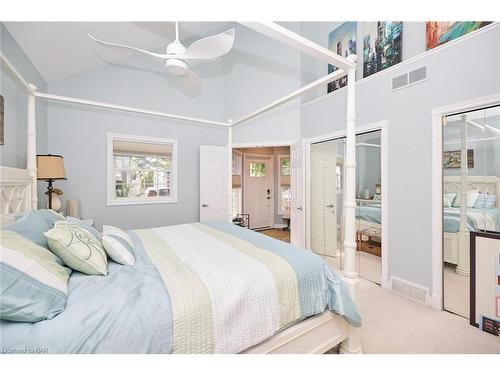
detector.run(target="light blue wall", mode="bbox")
[0,23,47,174]
[46,50,228,230]
[0,23,48,203]
[301,24,500,291]
[225,22,302,144]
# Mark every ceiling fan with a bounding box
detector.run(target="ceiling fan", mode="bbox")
[88,22,235,89]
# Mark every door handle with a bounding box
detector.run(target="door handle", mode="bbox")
[266,197,271,200]
[296,206,303,211]
[201,203,209,207]
[326,204,334,208]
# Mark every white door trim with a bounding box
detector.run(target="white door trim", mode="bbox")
[430,93,500,311]
[305,120,389,289]
[232,140,296,148]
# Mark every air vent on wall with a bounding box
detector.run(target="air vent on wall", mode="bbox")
[392,66,427,91]
[392,73,408,90]
[409,66,427,84]
[390,276,429,304]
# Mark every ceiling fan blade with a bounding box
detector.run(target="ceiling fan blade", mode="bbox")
[88,34,168,60]
[181,70,202,90]
[180,29,235,60]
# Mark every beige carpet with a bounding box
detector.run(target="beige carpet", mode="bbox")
[325,256,499,353]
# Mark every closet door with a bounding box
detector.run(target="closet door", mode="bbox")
[200,145,229,222]
[310,141,337,257]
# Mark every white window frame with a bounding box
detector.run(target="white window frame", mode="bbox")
[107,132,178,206]
[277,154,291,216]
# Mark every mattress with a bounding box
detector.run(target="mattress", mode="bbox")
[0,222,361,354]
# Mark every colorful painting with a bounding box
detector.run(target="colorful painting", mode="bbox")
[361,22,403,78]
[0,95,4,145]
[327,22,357,93]
[443,149,474,169]
[426,22,492,50]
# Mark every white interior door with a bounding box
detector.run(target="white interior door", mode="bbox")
[200,145,229,222]
[291,140,305,247]
[310,142,338,257]
[243,155,273,229]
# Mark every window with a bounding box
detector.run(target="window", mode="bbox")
[249,162,266,177]
[280,157,290,176]
[107,133,177,206]
[278,155,291,215]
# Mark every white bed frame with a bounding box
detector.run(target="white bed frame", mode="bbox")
[0,22,361,354]
[443,175,500,275]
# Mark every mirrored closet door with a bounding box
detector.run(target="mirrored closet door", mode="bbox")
[310,130,383,285]
[442,105,500,318]
[355,131,382,284]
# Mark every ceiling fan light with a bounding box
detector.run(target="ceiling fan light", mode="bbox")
[166,59,188,76]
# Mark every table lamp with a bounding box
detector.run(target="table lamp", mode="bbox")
[37,154,66,210]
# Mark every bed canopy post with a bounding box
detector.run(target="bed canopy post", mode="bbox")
[456,114,470,276]
[340,56,362,354]
[27,83,38,209]
[227,122,233,223]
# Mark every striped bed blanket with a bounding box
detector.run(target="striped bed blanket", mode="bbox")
[0,222,360,354]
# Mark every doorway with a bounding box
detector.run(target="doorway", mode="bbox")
[232,146,291,240]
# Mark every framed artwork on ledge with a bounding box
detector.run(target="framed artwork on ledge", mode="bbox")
[426,22,492,50]
[327,22,357,93]
[361,21,403,78]
[470,230,500,336]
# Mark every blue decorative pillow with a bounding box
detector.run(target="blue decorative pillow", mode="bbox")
[1,230,71,322]
[37,209,66,227]
[485,195,497,209]
[4,210,51,248]
[55,216,99,239]
[473,194,497,209]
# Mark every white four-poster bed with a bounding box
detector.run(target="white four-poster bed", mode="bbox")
[0,22,361,354]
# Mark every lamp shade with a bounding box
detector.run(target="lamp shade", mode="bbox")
[37,154,66,180]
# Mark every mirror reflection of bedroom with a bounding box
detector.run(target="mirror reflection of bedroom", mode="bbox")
[442,105,500,318]
[310,130,382,284]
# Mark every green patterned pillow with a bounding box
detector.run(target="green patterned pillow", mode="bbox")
[44,226,108,276]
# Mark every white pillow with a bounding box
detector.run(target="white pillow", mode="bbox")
[101,225,135,266]
[452,190,480,208]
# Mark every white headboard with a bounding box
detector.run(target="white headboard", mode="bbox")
[444,175,500,208]
[0,166,35,223]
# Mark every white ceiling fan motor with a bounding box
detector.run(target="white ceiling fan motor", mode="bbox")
[165,40,188,76]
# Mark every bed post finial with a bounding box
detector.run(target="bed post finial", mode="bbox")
[340,66,362,354]
[27,83,38,209]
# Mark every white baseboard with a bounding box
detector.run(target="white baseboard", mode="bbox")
[273,224,287,229]
[380,276,391,290]
[429,293,443,310]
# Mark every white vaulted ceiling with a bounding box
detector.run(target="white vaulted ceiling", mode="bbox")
[3,22,230,82]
